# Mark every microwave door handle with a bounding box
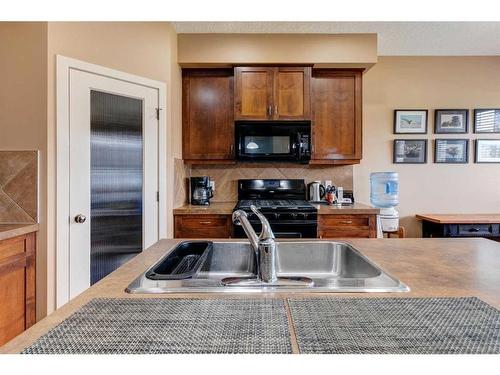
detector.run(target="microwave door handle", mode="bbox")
[297,133,303,160]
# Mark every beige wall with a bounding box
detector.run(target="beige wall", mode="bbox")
[44,22,181,317]
[178,33,377,68]
[0,22,48,319]
[355,56,500,237]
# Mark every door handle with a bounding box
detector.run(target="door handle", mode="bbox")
[74,214,87,223]
[339,220,353,225]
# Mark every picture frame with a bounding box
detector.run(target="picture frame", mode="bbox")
[475,139,500,163]
[434,139,469,164]
[434,109,468,134]
[474,109,500,133]
[394,110,428,134]
[393,139,427,164]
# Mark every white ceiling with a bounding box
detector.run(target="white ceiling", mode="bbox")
[172,22,500,56]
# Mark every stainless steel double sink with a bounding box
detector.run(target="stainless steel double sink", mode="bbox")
[126,241,409,293]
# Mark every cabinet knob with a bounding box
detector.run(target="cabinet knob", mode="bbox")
[74,214,87,223]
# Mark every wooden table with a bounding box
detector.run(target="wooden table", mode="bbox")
[416,214,500,241]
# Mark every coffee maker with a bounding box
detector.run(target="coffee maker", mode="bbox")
[190,177,213,205]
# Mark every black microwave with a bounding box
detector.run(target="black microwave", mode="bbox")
[235,121,311,163]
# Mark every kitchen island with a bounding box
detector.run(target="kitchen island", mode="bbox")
[2,238,500,354]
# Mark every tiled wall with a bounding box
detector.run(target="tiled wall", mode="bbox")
[0,151,38,223]
[188,163,353,203]
[174,158,190,207]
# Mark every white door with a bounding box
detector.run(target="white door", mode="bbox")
[69,69,159,299]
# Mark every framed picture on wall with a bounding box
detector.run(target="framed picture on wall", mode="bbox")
[394,110,428,134]
[434,139,469,163]
[474,109,500,133]
[434,109,468,134]
[475,139,500,163]
[393,139,427,164]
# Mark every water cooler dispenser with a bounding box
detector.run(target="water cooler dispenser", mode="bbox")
[370,172,400,234]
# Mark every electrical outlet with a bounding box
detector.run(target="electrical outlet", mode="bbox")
[209,181,215,191]
[324,180,332,188]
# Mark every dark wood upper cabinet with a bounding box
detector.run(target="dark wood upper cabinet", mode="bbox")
[234,66,311,121]
[234,67,274,120]
[274,67,311,120]
[310,70,362,164]
[182,69,235,162]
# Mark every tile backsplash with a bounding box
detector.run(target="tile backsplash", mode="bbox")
[187,163,353,203]
[0,151,38,223]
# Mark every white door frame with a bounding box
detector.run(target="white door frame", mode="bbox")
[56,55,168,307]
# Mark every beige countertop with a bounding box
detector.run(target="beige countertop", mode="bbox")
[2,237,500,353]
[173,202,236,215]
[315,202,379,215]
[173,202,379,215]
[0,223,39,242]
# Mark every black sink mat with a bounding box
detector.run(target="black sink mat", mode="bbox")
[288,297,500,354]
[22,298,292,354]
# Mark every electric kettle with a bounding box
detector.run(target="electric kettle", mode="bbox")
[308,181,326,202]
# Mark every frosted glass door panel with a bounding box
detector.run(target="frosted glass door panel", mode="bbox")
[90,91,143,284]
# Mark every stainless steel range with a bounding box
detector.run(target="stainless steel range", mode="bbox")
[233,179,317,238]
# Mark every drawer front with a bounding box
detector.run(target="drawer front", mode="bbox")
[458,224,493,236]
[174,215,232,238]
[0,236,26,261]
[320,215,369,228]
[447,223,499,237]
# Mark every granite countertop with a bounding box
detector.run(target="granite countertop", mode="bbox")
[0,223,39,241]
[173,202,236,215]
[2,237,499,353]
[173,202,379,215]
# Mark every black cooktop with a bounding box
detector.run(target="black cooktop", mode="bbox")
[236,199,315,211]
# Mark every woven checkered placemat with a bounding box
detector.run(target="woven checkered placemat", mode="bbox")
[288,297,500,354]
[23,298,292,354]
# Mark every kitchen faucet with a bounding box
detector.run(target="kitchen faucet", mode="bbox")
[232,205,277,283]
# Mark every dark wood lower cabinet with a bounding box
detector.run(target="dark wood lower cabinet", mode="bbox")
[318,215,377,238]
[174,215,233,238]
[0,232,36,346]
[174,214,377,239]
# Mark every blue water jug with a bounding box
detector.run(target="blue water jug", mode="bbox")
[370,172,399,208]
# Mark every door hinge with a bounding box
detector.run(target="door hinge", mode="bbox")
[156,191,159,202]
[156,108,162,120]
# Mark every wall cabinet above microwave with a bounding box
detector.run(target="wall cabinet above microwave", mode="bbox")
[234,67,311,121]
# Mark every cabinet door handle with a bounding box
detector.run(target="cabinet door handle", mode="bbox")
[339,220,353,225]
[230,144,234,155]
[268,105,272,117]
[275,105,278,115]
[199,221,212,225]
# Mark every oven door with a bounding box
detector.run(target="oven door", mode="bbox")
[234,221,317,239]
[235,121,310,162]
